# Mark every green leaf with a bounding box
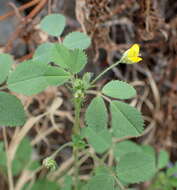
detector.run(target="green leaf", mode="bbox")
[40,14,65,36]
[167,165,177,177]
[117,152,156,183]
[63,176,72,190]
[111,101,144,138]
[82,127,112,153]
[53,43,73,69]
[7,61,70,95]
[30,179,60,190]
[157,150,169,170]
[102,80,136,99]
[63,32,91,50]
[54,44,88,73]
[114,140,142,161]
[0,92,26,126]
[68,49,87,73]
[0,53,13,84]
[83,72,92,89]
[85,97,108,132]
[87,169,115,190]
[12,137,33,175]
[33,42,55,64]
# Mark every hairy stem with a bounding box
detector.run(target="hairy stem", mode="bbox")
[73,98,82,190]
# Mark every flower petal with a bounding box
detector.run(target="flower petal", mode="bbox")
[127,44,140,58]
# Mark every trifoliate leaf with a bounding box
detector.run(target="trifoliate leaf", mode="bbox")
[117,152,156,183]
[111,101,144,138]
[82,127,112,153]
[7,61,70,95]
[0,53,13,84]
[0,92,26,126]
[63,32,91,49]
[114,140,142,161]
[40,14,65,36]
[55,46,88,73]
[157,150,169,170]
[85,97,108,132]
[102,80,136,99]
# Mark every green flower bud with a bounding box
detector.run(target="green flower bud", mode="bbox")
[43,157,57,171]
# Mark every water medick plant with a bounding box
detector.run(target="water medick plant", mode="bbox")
[0,14,161,190]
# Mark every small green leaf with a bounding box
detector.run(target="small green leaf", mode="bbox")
[87,169,115,190]
[82,127,112,153]
[167,165,177,177]
[111,101,144,138]
[63,176,72,190]
[83,72,92,89]
[40,14,65,36]
[54,44,88,73]
[63,32,91,49]
[157,150,169,170]
[114,140,142,161]
[7,61,70,95]
[53,44,73,68]
[12,137,32,175]
[68,49,87,73]
[33,42,55,64]
[30,179,60,190]
[85,97,108,132]
[117,152,156,183]
[0,92,26,126]
[102,80,136,99]
[0,53,13,84]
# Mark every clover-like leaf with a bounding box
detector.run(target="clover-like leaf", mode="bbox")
[0,92,26,126]
[114,140,142,161]
[111,101,144,138]
[40,14,65,36]
[7,61,70,95]
[102,80,136,99]
[63,32,91,49]
[117,152,156,183]
[82,127,112,153]
[87,167,115,190]
[85,97,108,132]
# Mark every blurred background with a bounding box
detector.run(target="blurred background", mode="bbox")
[0,0,176,189]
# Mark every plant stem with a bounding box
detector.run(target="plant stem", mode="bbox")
[73,98,82,190]
[50,142,73,159]
[91,60,121,85]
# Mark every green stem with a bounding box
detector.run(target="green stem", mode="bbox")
[73,98,82,190]
[51,142,73,159]
[91,60,121,85]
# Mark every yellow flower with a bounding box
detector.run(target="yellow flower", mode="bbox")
[121,44,142,64]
